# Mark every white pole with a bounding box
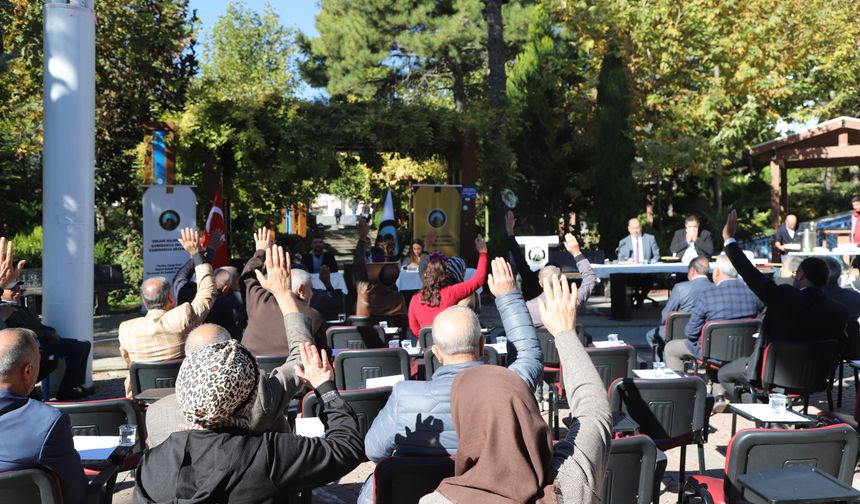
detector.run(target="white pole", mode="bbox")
[43,0,96,386]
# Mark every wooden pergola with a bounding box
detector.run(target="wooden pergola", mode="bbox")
[750,116,860,229]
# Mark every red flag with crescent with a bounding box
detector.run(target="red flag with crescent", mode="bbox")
[201,186,229,268]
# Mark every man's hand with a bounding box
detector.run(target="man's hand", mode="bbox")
[723,209,738,241]
[295,342,334,389]
[487,257,516,297]
[686,227,698,243]
[505,210,516,237]
[0,238,20,287]
[475,235,488,254]
[319,264,332,288]
[254,226,274,252]
[254,245,297,315]
[357,218,370,241]
[563,233,581,257]
[538,274,578,337]
[178,228,202,256]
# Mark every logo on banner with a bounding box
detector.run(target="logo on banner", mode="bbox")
[159,210,180,231]
[428,209,447,228]
[527,246,547,264]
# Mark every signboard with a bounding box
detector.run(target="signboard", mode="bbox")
[515,236,559,271]
[143,186,197,282]
[413,184,462,257]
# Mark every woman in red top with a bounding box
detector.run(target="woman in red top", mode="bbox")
[408,236,488,337]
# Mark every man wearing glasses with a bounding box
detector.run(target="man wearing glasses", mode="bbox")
[670,215,715,263]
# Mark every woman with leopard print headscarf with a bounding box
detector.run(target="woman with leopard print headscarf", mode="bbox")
[134,340,364,504]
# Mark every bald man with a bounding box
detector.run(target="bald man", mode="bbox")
[0,328,87,504]
[118,228,217,397]
[617,218,660,264]
[774,214,801,261]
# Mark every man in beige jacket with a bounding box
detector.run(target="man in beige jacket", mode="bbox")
[118,228,217,397]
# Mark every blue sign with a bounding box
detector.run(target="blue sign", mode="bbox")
[462,187,477,200]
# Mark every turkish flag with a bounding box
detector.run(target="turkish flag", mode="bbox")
[201,186,230,268]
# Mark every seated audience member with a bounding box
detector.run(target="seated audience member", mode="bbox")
[505,210,598,326]
[419,275,611,504]
[407,237,488,336]
[645,256,713,361]
[358,258,542,503]
[172,234,244,341]
[146,245,313,447]
[670,215,715,263]
[0,328,87,504]
[401,238,425,270]
[133,339,363,502]
[716,210,848,407]
[301,233,338,273]
[353,219,407,327]
[119,228,216,397]
[664,253,760,375]
[773,214,801,261]
[243,228,326,356]
[822,256,860,317]
[309,264,344,322]
[1,281,92,400]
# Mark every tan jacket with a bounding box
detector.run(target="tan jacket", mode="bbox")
[118,262,217,397]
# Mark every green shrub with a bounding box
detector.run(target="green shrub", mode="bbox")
[11,226,43,268]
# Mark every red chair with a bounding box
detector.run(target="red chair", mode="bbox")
[756,339,839,413]
[681,424,857,504]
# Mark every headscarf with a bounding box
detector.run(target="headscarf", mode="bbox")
[445,257,466,283]
[176,340,259,430]
[436,365,557,504]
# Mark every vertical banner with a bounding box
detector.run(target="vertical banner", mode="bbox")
[413,184,462,257]
[143,186,197,282]
[143,122,175,186]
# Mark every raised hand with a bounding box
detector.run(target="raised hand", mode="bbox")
[254,226,274,252]
[178,228,202,256]
[563,233,581,257]
[475,235,488,254]
[538,274,578,337]
[0,237,25,288]
[295,342,334,389]
[206,228,226,250]
[319,264,332,288]
[505,210,516,237]
[487,257,516,297]
[723,209,738,241]
[254,245,297,314]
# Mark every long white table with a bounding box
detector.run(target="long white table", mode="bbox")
[311,272,348,294]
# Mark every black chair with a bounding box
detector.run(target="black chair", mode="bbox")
[536,328,562,394]
[301,387,393,438]
[602,435,658,504]
[50,398,145,472]
[682,424,858,504]
[696,319,760,370]
[756,339,839,413]
[656,311,692,362]
[586,345,636,391]
[418,326,433,349]
[423,346,501,381]
[326,326,385,350]
[333,348,410,390]
[0,466,120,504]
[372,456,455,504]
[128,359,183,397]
[835,320,860,407]
[256,355,288,375]
[609,377,709,493]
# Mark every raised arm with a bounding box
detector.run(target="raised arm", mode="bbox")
[163,228,216,331]
[241,227,276,312]
[538,275,611,502]
[487,257,542,392]
[564,233,597,306]
[506,211,542,301]
[442,237,488,301]
[352,219,370,283]
[722,210,775,303]
[171,257,196,300]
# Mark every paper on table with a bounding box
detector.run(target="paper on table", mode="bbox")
[383,327,400,335]
[366,374,405,388]
[295,417,326,438]
[730,403,811,423]
[593,340,625,348]
[632,369,683,379]
[404,346,423,356]
[74,436,119,461]
[485,342,509,354]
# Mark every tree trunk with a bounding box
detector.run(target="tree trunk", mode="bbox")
[484,0,506,109]
[452,67,467,113]
[849,165,860,184]
[824,166,833,193]
[713,168,723,217]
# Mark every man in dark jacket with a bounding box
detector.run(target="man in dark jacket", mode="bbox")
[0,328,87,504]
[300,234,338,273]
[670,215,715,261]
[173,250,243,341]
[716,210,847,407]
[357,257,543,503]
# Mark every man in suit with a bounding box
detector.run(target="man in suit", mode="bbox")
[773,214,801,261]
[301,234,339,273]
[645,256,714,362]
[0,328,87,504]
[715,210,848,409]
[664,254,761,373]
[617,218,660,263]
[670,215,715,262]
